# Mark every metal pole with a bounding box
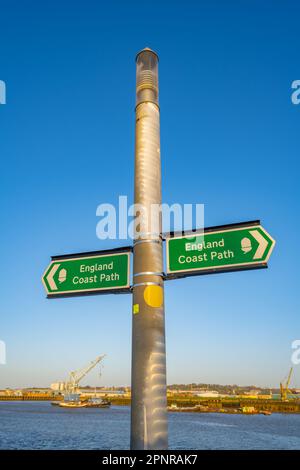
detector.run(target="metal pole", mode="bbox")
[130,48,168,450]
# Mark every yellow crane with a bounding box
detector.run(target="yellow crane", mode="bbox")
[280,367,293,401]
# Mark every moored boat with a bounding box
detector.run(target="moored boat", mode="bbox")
[57,393,87,408]
[59,401,87,408]
[85,398,111,408]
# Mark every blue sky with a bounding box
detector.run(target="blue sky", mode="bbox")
[0,0,299,389]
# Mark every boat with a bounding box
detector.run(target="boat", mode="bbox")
[59,401,87,408]
[167,403,212,412]
[52,391,111,409]
[85,397,111,408]
[57,393,87,408]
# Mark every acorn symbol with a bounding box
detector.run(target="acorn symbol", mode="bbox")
[58,268,67,283]
[241,237,252,254]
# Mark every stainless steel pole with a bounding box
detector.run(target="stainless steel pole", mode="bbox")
[130,48,168,450]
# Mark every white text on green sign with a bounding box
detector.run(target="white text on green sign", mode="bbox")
[42,252,130,296]
[166,225,275,275]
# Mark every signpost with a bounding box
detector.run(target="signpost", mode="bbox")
[166,222,275,278]
[42,249,131,297]
[42,51,276,450]
[130,49,167,450]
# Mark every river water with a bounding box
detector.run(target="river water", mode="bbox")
[0,402,299,450]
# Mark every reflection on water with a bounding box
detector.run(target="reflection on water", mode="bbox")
[0,401,300,450]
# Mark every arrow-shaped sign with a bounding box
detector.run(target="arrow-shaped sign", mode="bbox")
[166,222,275,278]
[42,249,131,298]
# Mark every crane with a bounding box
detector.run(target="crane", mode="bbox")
[280,367,293,401]
[65,355,106,393]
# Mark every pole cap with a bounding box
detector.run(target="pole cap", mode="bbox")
[136,47,159,62]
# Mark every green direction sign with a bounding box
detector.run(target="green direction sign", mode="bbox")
[166,224,275,277]
[42,250,131,297]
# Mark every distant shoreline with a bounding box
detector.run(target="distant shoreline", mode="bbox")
[1,395,300,414]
